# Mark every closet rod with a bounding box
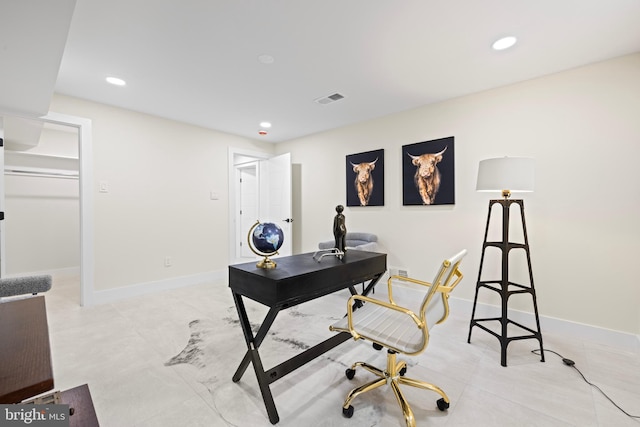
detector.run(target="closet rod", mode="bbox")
[4,169,79,180]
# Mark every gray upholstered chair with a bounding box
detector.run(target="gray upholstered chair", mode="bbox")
[330,249,467,427]
[0,275,52,298]
[318,232,378,252]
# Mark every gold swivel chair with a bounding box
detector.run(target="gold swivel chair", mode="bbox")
[329,249,467,426]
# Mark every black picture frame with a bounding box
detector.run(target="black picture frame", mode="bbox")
[346,149,384,207]
[402,137,455,206]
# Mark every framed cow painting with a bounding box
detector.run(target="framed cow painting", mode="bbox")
[402,137,455,206]
[346,149,384,207]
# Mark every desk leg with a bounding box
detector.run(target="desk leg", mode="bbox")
[231,292,281,424]
[348,286,364,309]
[231,309,277,382]
[231,293,280,381]
[249,345,279,424]
[362,273,383,296]
[348,273,383,310]
[232,348,279,424]
[231,292,253,382]
[232,351,251,382]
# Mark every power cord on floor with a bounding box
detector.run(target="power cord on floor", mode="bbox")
[532,348,640,420]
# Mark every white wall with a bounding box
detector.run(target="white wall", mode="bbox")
[49,94,274,293]
[277,53,640,336]
[5,174,79,274]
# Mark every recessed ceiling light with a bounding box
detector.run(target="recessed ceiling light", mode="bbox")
[106,76,126,86]
[260,122,272,128]
[492,36,517,51]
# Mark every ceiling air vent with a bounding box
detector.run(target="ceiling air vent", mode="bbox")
[314,92,345,105]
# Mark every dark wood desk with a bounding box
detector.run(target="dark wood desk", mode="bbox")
[0,296,54,403]
[61,384,100,427]
[229,250,387,424]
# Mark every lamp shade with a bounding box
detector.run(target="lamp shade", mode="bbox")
[476,157,534,194]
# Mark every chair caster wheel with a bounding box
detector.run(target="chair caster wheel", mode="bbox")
[345,368,356,380]
[437,398,450,411]
[343,405,354,418]
[399,366,407,376]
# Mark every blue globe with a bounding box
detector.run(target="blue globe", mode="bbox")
[251,222,284,254]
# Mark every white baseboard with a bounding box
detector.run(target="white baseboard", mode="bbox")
[450,297,640,351]
[91,270,226,305]
[5,266,80,279]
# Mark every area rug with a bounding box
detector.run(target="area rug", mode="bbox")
[165,292,401,426]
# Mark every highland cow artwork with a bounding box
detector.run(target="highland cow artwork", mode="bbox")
[346,149,384,207]
[402,137,455,206]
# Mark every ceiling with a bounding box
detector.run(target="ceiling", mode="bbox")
[4,1,640,144]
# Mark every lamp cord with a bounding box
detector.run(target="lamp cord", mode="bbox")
[531,349,640,420]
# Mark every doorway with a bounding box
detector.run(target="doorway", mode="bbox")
[0,112,94,306]
[3,122,79,283]
[228,148,292,265]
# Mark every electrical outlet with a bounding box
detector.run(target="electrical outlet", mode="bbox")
[164,256,172,267]
[388,267,409,277]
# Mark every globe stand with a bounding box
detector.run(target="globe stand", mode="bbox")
[256,255,278,269]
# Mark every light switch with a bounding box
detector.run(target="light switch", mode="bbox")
[99,181,109,193]
[210,191,219,200]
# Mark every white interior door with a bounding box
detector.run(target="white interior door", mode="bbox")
[237,163,258,259]
[259,153,292,257]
